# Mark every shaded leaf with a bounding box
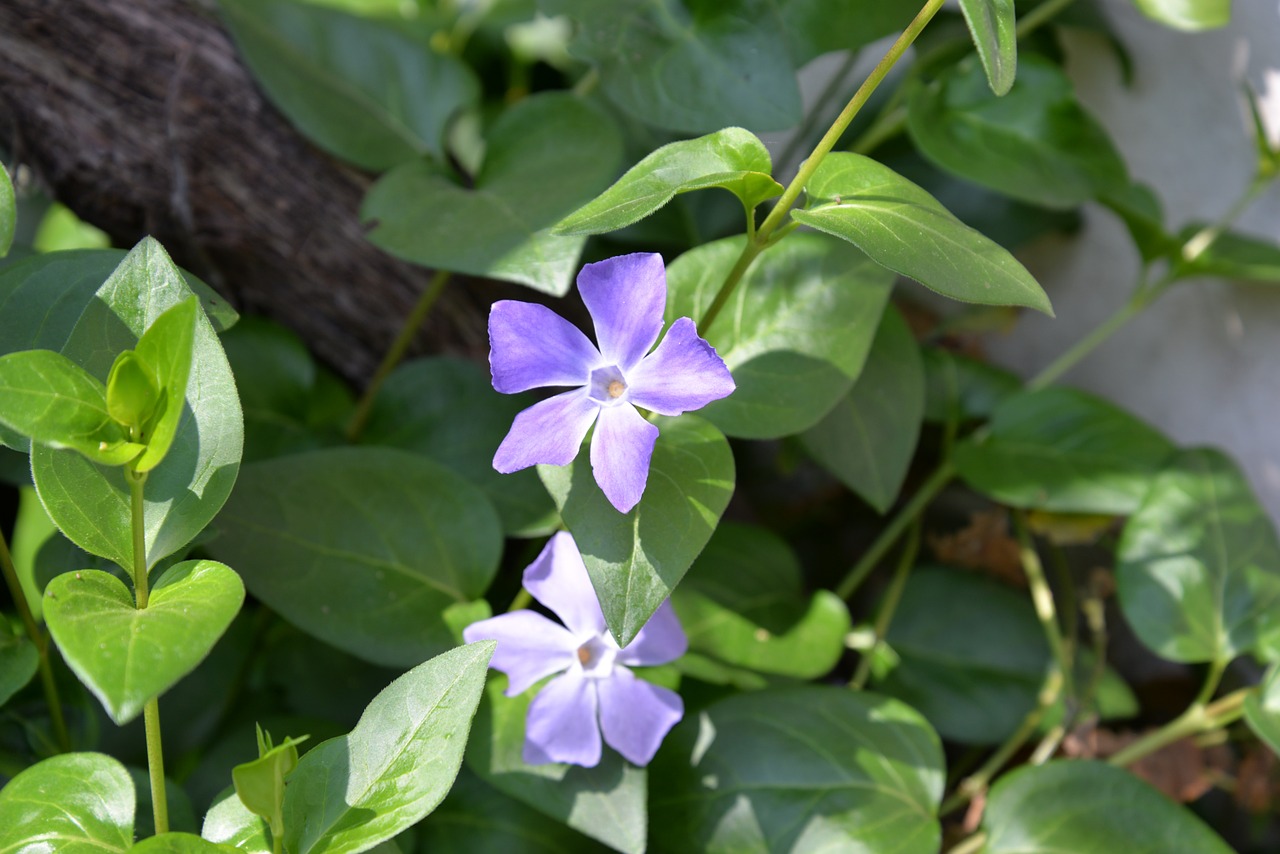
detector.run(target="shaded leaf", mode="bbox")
[921,346,1022,423]
[0,619,38,707]
[0,752,134,852]
[1245,664,1280,757]
[0,162,13,258]
[1099,182,1174,262]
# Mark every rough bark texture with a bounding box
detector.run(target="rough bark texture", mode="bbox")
[0,0,492,382]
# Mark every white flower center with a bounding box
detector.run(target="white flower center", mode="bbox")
[575,634,617,678]
[587,365,628,406]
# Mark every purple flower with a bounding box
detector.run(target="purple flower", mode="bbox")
[462,531,686,767]
[489,252,735,513]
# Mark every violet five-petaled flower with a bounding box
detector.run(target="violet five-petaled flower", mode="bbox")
[462,532,687,767]
[489,252,735,513]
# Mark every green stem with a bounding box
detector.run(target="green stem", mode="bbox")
[0,527,70,752]
[1014,0,1077,37]
[1180,176,1271,264]
[776,51,861,175]
[850,520,921,689]
[948,832,988,854]
[345,270,451,443]
[1027,287,1150,391]
[696,241,763,332]
[1107,687,1249,768]
[1013,512,1071,695]
[507,588,533,613]
[128,467,167,835]
[836,461,954,601]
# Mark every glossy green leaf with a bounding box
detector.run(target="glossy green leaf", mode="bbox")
[555,127,783,235]
[0,349,141,465]
[233,727,308,842]
[650,686,945,853]
[219,0,479,169]
[30,238,243,575]
[539,415,735,647]
[419,769,608,853]
[675,523,850,678]
[43,560,244,725]
[208,447,501,667]
[468,676,648,854]
[958,0,1016,95]
[953,387,1175,514]
[0,752,134,853]
[793,153,1053,314]
[873,567,1049,744]
[0,619,38,707]
[1132,0,1230,31]
[1182,226,1280,283]
[203,789,271,853]
[282,641,494,854]
[131,833,236,853]
[1245,663,1280,756]
[0,162,13,257]
[982,760,1233,852]
[1116,448,1280,664]
[665,233,893,439]
[361,357,555,537]
[363,94,622,296]
[921,347,1022,423]
[908,56,1128,209]
[800,306,924,511]
[131,297,199,472]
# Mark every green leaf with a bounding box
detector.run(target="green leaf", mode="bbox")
[665,233,893,439]
[0,752,135,853]
[921,347,1022,423]
[106,351,161,431]
[0,619,38,707]
[10,485,120,621]
[43,560,244,725]
[131,833,237,853]
[1245,663,1280,756]
[538,414,735,647]
[207,447,501,667]
[953,387,1175,515]
[0,162,13,258]
[282,641,495,854]
[793,153,1053,314]
[363,93,622,296]
[1181,226,1280,283]
[555,127,783,235]
[0,349,142,465]
[30,239,243,575]
[361,357,556,537]
[202,789,271,853]
[674,523,851,678]
[1099,182,1174,263]
[218,0,479,170]
[1132,0,1230,31]
[982,760,1233,852]
[873,567,1050,744]
[778,0,918,65]
[131,297,199,472]
[800,306,924,511]
[467,676,648,854]
[908,55,1128,209]
[233,726,308,842]
[649,686,944,853]
[1116,448,1280,664]
[958,0,1017,95]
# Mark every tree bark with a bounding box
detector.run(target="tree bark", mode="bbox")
[0,0,490,382]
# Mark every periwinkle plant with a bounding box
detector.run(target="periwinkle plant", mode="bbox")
[1,0,1280,852]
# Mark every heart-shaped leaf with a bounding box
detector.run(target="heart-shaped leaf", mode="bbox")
[908,56,1129,209]
[539,414,735,647]
[467,676,648,854]
[0,619,38,707]
[954,387,1175,515]
[675,523,851,678]
[793,153,1053,314]
[0,162,13,258]
[665,233,893,439]
[800,306,924,512]
[982,760,1233,852]
[219,0,479,169]
[873,567,1050,744]
[0,752,135,852]
[43,560,245,724]
[556,127,782,235]
[958,0,1017,95]
[649,686,945,853]
[1132,0,1230,31]
[363,93,622,296]
[1246,663,1280,756]
[207,447,501,667]
[283,641,494,854]
[30,238,244,575]
[1116,448,1280,664]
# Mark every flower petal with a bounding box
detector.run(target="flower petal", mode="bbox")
[578,253,666,372]
[597,667,684,766]
[489,300,600,393]
[523,532,607,637]
[589,403,659,514]
[462,610,577,696]
[617,600,687,667]
[494,389,598,473]
[523,670,602,767]
[626,317,736,416]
